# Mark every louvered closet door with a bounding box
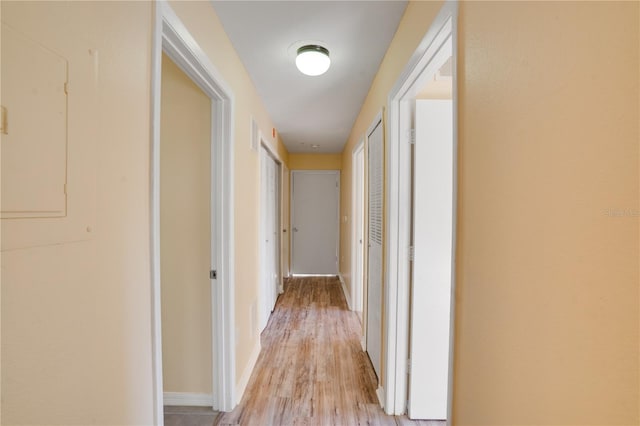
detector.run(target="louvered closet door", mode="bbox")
[367,119,383,381]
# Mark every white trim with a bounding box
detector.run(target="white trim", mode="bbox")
[384,0,458,418]
[250,116,259,151]
[258,136,286,294]
[151,1,236,419]
[150,4,164,423]
[376,386,385,409]
[367,110,384,140]
[338,273,352,310]
[163,392,215,407]
[235,339,262,405]
[351,139,365,319]
[447,11,459,424]
[259,142,282,331]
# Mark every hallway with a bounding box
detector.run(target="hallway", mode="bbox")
[216,276,439,426]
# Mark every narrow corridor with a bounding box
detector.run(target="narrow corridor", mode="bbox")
[216,276,441,426]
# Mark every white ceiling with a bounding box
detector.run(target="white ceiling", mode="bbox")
[212,1,408,154]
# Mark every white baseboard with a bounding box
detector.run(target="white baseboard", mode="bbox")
[163,392,214,407]
[235,339,262,405]
[338,274,353,310]
[376,386,385,409]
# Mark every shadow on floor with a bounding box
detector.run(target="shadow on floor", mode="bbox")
[164,406,219,426]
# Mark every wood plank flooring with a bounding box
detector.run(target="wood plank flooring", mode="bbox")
[216,276,443,426]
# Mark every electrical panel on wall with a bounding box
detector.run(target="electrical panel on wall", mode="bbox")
[1,23,68,219]
[1,12,97,251]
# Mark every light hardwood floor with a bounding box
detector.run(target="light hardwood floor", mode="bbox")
[216,276,443,426]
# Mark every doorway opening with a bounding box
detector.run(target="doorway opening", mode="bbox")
[385,0,458,420]
[159,51,214,407]
[151,3,236,423]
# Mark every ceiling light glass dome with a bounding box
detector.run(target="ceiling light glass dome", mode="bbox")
[296,45,330,76]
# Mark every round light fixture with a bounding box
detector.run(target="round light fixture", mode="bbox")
[296,45,330,76]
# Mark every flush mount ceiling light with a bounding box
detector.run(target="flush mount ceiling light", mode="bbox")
[296,45,330,76]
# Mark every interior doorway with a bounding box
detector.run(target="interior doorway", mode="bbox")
[290,170,340,275]
[407,52,454,420]
[159,52,214,406]
[151,3,236,421]
[385,1,458,419]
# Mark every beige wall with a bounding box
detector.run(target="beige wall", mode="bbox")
[1,1,154,424]
[454,2,638,424]
[167,0,290,388]
[160,53,212,394]
[289,153,342,170]
[341,1,639,425]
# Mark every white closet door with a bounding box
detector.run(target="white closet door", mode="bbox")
[260,147,279,331]
[366,120,383,381]
[408,100,453,419]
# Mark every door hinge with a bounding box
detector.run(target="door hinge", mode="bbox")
[408,129,416,145]
[64,82,69,95]
[210,270,217,280]
[408,245,415,261]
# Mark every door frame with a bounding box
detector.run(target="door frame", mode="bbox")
[259,140,283,331]
[351,138,366,322]
[290,170,340,275]
[151,1,236,422]
[260,138,285,293]
[384,0,458,418]
[365,112,385,405]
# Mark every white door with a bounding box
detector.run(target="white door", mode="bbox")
[352,142,366,322]
[260,147,280,330]
[366,120,383,381]
[407,100,454,419]
[291,171,340,274]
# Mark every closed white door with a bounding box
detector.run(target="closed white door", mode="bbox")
[260,147,280,331]
[408,99,453,419]
[366,120,383,381]
[291,171,340,274]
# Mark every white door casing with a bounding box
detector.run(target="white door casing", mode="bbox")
[366,115,384,384]
[260,145,280,331]
[385,1,458,417]
[351,140,366,322]
[291,170,340,275]
[151,1,236,420]
[408,100,453,420]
